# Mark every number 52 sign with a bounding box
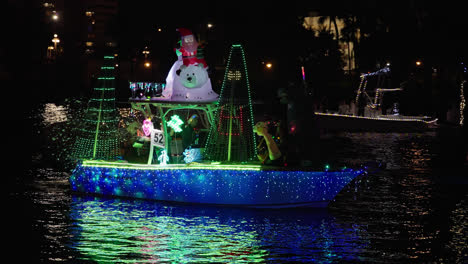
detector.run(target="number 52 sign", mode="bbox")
[151,129,165,148]
[148,128,165,165]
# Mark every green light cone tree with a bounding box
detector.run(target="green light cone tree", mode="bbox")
[204,44,257,162]
[71,56,120,160]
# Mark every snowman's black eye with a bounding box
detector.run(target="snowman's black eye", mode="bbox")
[192,73,195,75]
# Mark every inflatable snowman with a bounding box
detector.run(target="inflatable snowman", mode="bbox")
[162,28,218,102]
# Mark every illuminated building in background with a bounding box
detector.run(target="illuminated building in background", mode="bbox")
[83,0,118,54]
[302,15,358,72]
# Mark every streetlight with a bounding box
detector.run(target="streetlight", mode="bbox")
[207,23,213,29]
[144,61,151,68]
[265,62,273,69]
[47,46,54,59]
[52,34,60,50]
[52,11,58,20]
[142,47,150,58]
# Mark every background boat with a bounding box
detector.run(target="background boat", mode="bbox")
[314,67,438,131]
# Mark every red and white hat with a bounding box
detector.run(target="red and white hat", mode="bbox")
[177,28,193,37]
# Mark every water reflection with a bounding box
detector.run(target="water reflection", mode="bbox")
[447,198,468,264]
[27,101,468,263]
[41,103,69,125]
[70,197,266,263]
[69,196,368,263]
[331,168,467,262]
[334,132,436,170]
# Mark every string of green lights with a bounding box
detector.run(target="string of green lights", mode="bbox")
[204,44,257,162]
[71,55,120,160]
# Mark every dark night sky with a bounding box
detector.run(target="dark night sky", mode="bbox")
[114,1,468,70]
[5,1,468,104]
[117,2,468,42]
[8,1,468,73]
[8,1,468,63]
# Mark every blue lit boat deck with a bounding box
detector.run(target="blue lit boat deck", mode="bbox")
[70,160,367,208]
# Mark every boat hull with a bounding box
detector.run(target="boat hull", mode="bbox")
[314,112,438,132]
[70,160,366,208]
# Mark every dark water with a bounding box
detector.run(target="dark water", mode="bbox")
[18,102,467,263]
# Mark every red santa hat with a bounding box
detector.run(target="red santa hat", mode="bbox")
[177,28,194,37]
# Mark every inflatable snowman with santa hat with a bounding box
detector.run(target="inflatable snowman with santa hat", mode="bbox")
[162,28,218,102]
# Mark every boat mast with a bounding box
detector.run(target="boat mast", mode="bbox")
[227,81,235,161]
[92,88,105,159]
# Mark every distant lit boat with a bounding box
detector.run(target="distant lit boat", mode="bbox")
[314,67,438,131]
[314,112,438,132]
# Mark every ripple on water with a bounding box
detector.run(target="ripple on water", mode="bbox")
[26,102,468,263]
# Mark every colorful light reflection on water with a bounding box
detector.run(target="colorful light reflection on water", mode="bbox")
[70,198,266,263]
[69,196,368,263]
[25,101,468,263]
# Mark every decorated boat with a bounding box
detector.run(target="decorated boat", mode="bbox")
[70,30,373,208]
[314,67,438,131]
